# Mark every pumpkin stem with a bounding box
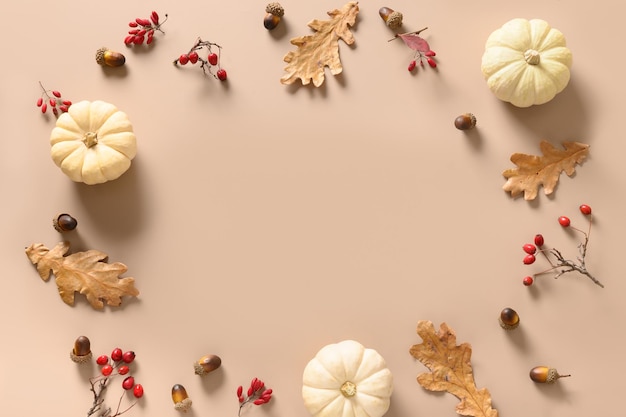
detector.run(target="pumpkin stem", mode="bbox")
[524,49,540,65]
[83,132,98,148]
[340,381,357,397]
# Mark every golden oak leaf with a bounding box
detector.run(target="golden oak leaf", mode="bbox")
[280,1,359,87]
[25,242,139,310]
[410,321,499,417]
[502,140,589,201]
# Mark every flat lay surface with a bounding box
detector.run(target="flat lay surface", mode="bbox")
[1,1,624,416]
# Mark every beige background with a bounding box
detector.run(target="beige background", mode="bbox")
[1,1,623,416]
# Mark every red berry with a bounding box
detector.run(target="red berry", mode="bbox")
[122,376,135,390]
[208,53,219,66]
[52,90,61,98]
[133,384,144,398]
[523,254,536,265]
[424,50,436,57]
[408,60,416,71]
[558,216,571,227]
[523,276,534,286]
[96,355,109,365]
[49,99,56,107]
[122,351,136,363]
[52,107,58,116]
[111,348,123,362]
[522,244,536,255]
[118,365,130,375]
[36,97,43,107]
[151,11,159,25]
[579,204,592,215]
[101,364,113,376]
[217,69,227,81]
[178,54,189,65]
[427,57,437,68]
[41,103,47,113]
[133,35,145,45]
[129,21,138,28]
[124,35,135,45]
[534,234,544,247]
[188,52,199,64]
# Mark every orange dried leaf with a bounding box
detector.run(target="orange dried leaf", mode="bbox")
[280,1,359,87]
[502,140,589,201]
[409,321,499,417]
[25,242,139,310]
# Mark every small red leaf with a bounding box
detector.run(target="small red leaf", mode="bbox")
[397,32,430,52]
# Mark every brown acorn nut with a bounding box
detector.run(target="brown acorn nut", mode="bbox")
[379,7,403,29]
[264,2,284,30]
[70,335,92,363]
[454,113,477,130]
[172,384,192,412]
[498,307,520,330]
[194,354,222,376]
[529,366,571,383]
[96,47,126,67]
[53,213,78,232]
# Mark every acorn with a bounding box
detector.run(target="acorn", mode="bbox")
[53,213,78,232]
[498,307,520,330]
[264,2,284,30]
[172,384,192,412]
[194,354,222,376]
[529,366,571,383]
[454,113,477,130]
[96,47,126,67]
[379,7,403,29]
[70,335,92,363]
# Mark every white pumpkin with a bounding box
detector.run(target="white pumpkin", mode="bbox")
[50,100,137,185]
[302,340,393,417]
[481,18,573,107]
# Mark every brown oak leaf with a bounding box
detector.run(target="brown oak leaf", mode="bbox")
[503,140,589,201]
[25,242,139,310]
[410,321,499,417]
[280,1,359,87]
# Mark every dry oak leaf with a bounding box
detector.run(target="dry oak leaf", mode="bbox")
[502,140,589,201]
[280,1,359,87]
[25,241,139,310]
[410,321,498,417]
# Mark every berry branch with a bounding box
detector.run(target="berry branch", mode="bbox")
[236,377,273,417]
[173,37,227,80]
[521,204,603,288]
[124,11,168,45]
[388,28,438,72]
[86,347,144,417]
[36,81,72,117]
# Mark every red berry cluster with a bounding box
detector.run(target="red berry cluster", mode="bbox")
[124,11,168,45]
[36,82,72,117]
[236,377,272,416]
[520,204,603,288]
[87,347,143,417]
[173,38,227,81]
[408,49,437,72]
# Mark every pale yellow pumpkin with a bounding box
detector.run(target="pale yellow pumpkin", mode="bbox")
[302,340,393,417]
[50,100,137,185]
[481,18,573,107]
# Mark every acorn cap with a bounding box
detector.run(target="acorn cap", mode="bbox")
[174,398,193,412]
[386,11,403,29]
[70,350,93,364]
[266,2,284,17]
[95,47,108,65]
